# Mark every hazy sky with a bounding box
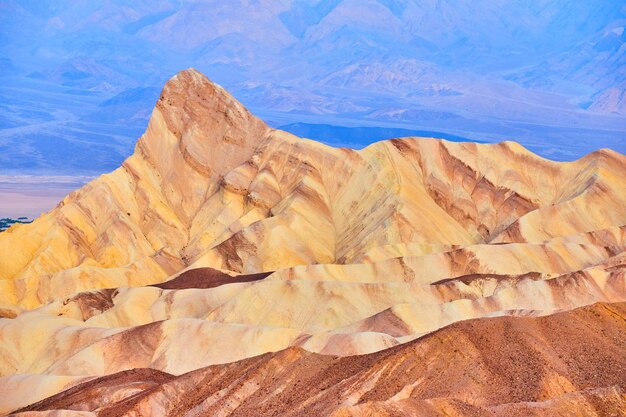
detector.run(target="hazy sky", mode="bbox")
[0,0,624,178]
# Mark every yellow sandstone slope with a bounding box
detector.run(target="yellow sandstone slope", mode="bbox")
[0,69,625,415]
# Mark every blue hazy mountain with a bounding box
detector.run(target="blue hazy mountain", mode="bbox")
[1,0,624,175]
[279,123,474,148]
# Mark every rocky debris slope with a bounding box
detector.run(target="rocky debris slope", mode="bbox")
[10,302,626,417]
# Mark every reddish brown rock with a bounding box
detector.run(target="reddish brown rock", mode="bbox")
[152,267,272,290]
[13,302,626,417]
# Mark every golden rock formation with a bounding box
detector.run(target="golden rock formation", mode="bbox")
[9,303,626,417]
[1,69,624,416]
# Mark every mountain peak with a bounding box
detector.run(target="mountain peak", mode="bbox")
[137,69,269,181]
[161,68,230,104]
[155,68,265,139]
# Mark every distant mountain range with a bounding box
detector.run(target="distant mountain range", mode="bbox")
[0,0,625,175]
[0,217,30,232]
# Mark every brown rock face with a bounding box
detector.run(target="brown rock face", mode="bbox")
[151,267,272,290]
[0,69,624,416]
[12,369,174,415]
[12,303,626,417]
